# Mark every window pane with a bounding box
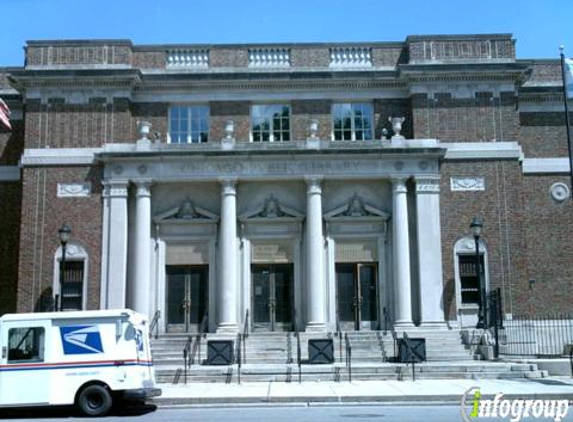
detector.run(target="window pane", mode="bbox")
[169,106,209,143]
[8,327,45,363]
[252,105,289,142]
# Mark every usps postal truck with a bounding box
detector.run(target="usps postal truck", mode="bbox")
[0,309,161,416]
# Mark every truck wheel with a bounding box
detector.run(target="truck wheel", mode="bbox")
[77,384,113,416]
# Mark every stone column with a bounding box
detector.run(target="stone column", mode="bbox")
[131,180,152,318]
[392,178,414,328]
[416,177,447,328]
[217,179,238,332]
[305,177,326,331]
[102,180,129,309]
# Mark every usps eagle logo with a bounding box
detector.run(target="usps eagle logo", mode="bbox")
[60,325,104,355]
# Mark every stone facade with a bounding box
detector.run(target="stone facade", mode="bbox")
[1,33,572,332]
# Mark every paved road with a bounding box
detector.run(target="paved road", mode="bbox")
[1,404,572,422]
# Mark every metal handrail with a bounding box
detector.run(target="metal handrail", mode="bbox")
[383,307,397,359]
[149,310,161,340]
[236,309,249,384]
[344,332,352,382]
[294,308,301,383]
[242,309,250,340]
[236,332,242,384]
[402,332,416,382]
[189,310,209,367]
[182,335,192,385]
[336,313,343,363]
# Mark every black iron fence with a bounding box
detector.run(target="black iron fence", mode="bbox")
[499,314,573,357]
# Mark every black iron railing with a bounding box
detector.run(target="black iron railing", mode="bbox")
[336,313,343,363]
[189,310,209,366]
[236,309,249,384]
[499,313,573,357]
[236,331,242,384]
[182,310,209,384]
[182,335,192,384]
[294,308,301,383]
[149,310,161,340]
[344,332,352,382]
[383,307,397,360]
[402,332,416,382]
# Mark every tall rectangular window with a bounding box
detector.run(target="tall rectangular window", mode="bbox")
[458,254,484,305]
[332,103,373,141]
[169,106,210,143]
[61,261,84,311]
[251,105,290,142]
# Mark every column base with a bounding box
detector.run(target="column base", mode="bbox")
[216,323,238,334]
[418,321,448,329]
[305,321,327,332]
[393,320,415,330]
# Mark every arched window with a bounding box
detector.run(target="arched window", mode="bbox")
[53,243,88,311]
[453,237,489,326]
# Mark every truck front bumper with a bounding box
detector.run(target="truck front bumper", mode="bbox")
[123,388,162,400]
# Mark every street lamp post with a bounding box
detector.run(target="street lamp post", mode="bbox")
[470,217,486,329]
[58,224,71,312]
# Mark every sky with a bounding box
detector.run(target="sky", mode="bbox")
[1,0,573,66]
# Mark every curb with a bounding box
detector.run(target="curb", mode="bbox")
[152,392,573,408]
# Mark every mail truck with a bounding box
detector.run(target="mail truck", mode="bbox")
[0,309,161,416]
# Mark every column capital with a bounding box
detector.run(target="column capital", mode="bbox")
[391,178,408,194]
[103,180,129,198]
[415,177,440,194]
[134,180,153,197]
[305,176,323,194]
[219,178,237,195]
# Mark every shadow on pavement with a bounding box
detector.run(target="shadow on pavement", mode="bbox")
[0,403,157,419]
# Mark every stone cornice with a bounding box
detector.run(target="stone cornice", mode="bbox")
[134,78,406,94]
[400,62,530,85]
[21,148,100,166]
[442,142,523,160]
[8,69,141,91]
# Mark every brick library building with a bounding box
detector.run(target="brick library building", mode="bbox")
[0,34,571,344]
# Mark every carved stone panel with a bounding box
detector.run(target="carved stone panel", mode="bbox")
[450,177,485,191]
[57,182,91,198]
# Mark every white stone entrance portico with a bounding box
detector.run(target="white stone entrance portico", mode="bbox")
[98,139,447,333]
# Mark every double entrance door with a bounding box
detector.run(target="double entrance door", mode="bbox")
[337,263,378,330]
[166,265,208,333]
[252,264,293,332]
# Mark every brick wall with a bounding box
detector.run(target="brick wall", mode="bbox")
[518,112,573,158]
[412,92,519,141]
[23,98,134,148]
[439,160,527,320]
[519,175,573,314]
[17,166,103,312]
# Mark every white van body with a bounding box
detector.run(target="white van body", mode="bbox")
[0,309,161,416]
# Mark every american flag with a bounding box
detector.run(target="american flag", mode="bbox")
[0,98,11,130]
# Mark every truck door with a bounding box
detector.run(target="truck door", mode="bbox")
[0,322,50,405]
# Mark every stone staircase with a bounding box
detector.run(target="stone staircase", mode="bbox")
[151,329,548,384]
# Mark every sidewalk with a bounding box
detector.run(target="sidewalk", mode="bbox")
[153,378,573,407]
